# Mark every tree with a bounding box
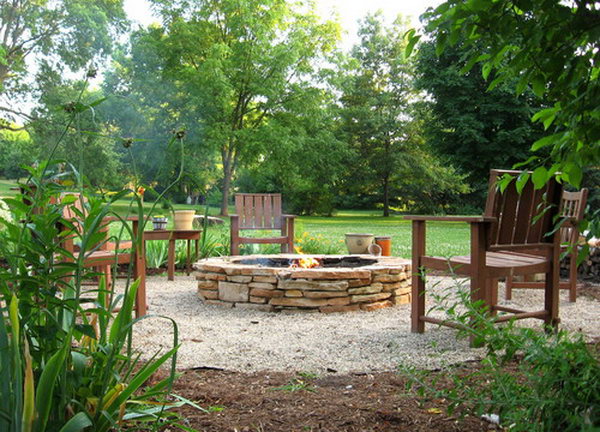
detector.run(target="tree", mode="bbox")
[0,0,127,128]
[409,0,599,194]
[338,13,468,215]
[415,40,544,206]
[146,0,340,215]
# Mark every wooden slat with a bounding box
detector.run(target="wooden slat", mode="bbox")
[512,180,534,244]
[273,194,282,229]
[243,195,253,228]
[497,182,519,245]
[264,194,272,229]
[527,186,546,243]
[254,195,264,228]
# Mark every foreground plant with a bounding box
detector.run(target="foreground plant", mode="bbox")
[402,277,600,431]
[0,170,187,431]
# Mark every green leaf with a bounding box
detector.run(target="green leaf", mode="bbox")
[58,412,92,432]
[516,172,530,194]
[405,34,421,58]
[34,343,68,432]
[531,75,545,97]
[531,133,561,151]
[531,166,548,189]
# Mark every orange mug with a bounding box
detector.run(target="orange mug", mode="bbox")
[374,236,392,256]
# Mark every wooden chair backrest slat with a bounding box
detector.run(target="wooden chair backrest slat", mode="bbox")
[484,169,563,248]
[559,188,588,245]
[235,193,283,230]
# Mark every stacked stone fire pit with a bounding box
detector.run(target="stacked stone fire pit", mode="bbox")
[195,254,411,313]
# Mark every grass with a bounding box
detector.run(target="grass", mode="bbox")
[0,178,471,258]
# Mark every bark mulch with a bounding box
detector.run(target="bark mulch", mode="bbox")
[167,368,492,432]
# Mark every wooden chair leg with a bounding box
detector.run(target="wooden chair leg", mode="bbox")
[569,246,577,302]
[545,239,561,328]
[505,274,513,300]
[488,278,498,316]
[411,221,426,333]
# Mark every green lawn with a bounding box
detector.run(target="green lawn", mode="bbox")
[0,178,471,259]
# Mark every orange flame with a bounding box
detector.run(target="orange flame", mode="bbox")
[290,246,321,269]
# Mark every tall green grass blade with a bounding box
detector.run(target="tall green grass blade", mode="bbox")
[34,343,68,432]
[108,278,139,345]
[0,308,12,431]
[57,412,92,432]
[22,339,34,432]
[9,294,22,431]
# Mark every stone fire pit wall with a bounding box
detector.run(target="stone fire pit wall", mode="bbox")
[195,255,411,313]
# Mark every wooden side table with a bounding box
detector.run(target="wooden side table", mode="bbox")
[144,230,201,280]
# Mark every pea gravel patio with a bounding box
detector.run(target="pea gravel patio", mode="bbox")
[130,275,600,373]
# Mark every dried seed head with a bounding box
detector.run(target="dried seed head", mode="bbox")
[86,67,98,78]
[63,102,77,113]
[122,137,134,148]
[172,129,186,140]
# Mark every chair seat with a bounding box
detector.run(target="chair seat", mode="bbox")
[422,251,551,278]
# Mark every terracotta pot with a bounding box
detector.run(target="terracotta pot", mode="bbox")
[345,233,374,254]
[173,210,195,230]
[375,236,392,256]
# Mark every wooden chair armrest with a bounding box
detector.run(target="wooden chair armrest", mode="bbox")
[404,215,496,223]
[230,214,239,219]
[282,214,296,219]
[102,216,141,222]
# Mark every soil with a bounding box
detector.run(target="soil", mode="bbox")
[579,281,600,301]
[166,368,492,432]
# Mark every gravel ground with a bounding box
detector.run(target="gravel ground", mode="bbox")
[130,275,600,373]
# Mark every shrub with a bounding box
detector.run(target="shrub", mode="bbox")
[403,277,600,431]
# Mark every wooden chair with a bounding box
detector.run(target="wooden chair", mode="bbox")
[61,193,147,317]
[505,188,588,302]
[230,193,295,255]
[405,169,564,336]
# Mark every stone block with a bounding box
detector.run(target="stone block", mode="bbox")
[218,281,249,302]
[223,266,243,276]
[303,290,349,298]
[360,300,393,311]
[227,275,252,283]
[393,286,411,297]
[319,304,361,313]
[235,303,274,312]
[252,276,278,283]
[350,292,391,303]
[290,270,370,280]
[270,297,329,308]
[373,274,402,283]
[348,278,372,288]
[285,289,304,297]
[249,288,284,298]
[197,280,218,290]
[278,279,348,291]
[348,283,383,295]
[199,264,226,273]
[248,282,276,290]
[326,297,350,306]
[198,289,219,300]
[391,293,411,305]
[249,296,268,304]
[240,267,281,276]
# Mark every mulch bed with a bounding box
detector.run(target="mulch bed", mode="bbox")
[167,368,492,431]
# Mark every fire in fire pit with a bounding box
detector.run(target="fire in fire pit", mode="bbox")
[234,256,378,268]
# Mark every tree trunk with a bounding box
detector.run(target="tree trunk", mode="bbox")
[220,166,231,216]
[382,175,390,217]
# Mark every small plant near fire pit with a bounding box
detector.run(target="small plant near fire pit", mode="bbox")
[271,376,317,393]
[402,275,600,431]
[295,231,343,255]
